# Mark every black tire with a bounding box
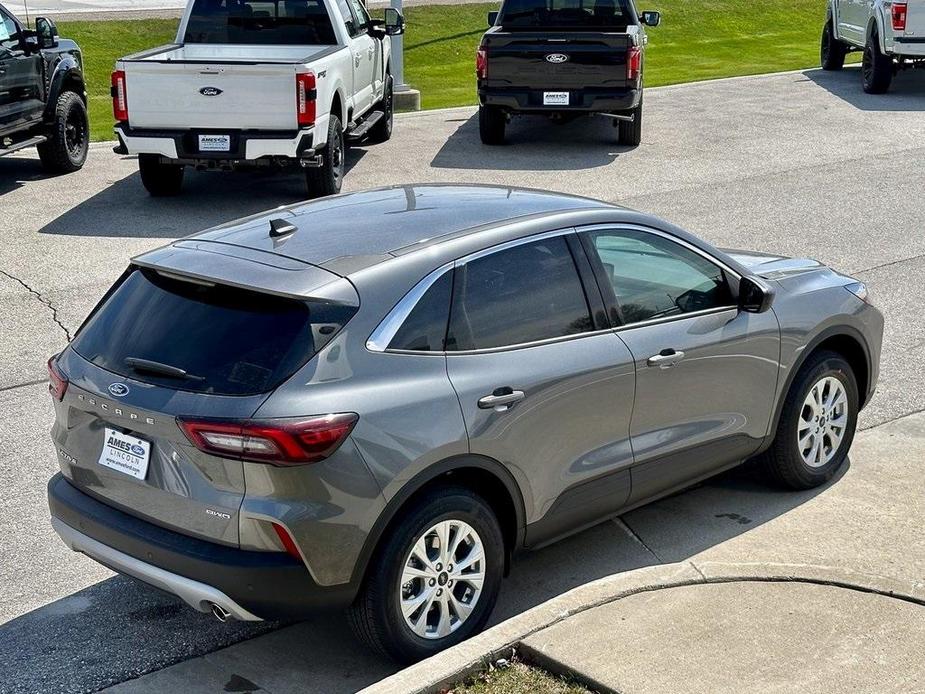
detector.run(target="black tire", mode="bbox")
[37,91,89,174]
[306,115,345,198]
[138,153,184,196]
[821,19,847,71]
[367,74,393,144]
[478,104,506,145]
[347,486,505,664]
[757,350,859,490]
[618,94,643,147]
[862,29,893,94]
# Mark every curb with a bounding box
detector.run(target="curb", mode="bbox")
[358,561,925,694]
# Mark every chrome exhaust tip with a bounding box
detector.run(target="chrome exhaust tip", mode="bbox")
[209,602,232,622]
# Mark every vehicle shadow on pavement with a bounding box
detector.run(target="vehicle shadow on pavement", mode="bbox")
[430,112,634,171]
[34,149,368,238]
[0,461,845,693]
[802,66,925,111]
[0,156,52,197]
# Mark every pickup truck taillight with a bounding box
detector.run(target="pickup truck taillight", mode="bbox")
[892,1,907,31]
[296,72,317,127]
[626,47,641,82]
[111,69,128,122]
[476,46,488,79]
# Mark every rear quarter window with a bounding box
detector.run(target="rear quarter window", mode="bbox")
[72,269,355,396]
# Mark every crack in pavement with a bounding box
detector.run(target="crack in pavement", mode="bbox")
[615,517,662,562]
[853,251,925,276]
[0,269,72,341]
[0,378,47,393]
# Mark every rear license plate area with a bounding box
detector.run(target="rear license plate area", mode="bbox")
[98,427,151,480]
[543,91,570,106]
[198,134,231,152]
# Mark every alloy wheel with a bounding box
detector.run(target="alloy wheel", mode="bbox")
[798,375,849,468]
[399,519,485,639]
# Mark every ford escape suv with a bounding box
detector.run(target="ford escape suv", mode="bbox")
[47,184,883,662]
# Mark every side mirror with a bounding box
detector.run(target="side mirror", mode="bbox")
[641,10,661,27]
[22,34,39,53]
[383,8,404,36]
[738,276,775,314]
[488,11,499,26]
[35,17,59,49]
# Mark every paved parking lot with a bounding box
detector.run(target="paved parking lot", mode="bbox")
[1,66,924,693]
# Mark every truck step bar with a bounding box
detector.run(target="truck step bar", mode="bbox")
[346,110,384,142]
[0,135,48,157]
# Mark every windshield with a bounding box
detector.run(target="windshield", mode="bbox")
[72,268,356,396]
[498,0,635,30]
[183,0,337,45]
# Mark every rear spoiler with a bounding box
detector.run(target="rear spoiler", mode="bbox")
[132,240,359,306]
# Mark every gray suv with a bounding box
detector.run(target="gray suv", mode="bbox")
[47,184,883,662]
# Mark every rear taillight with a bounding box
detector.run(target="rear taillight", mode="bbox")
[111,69,128,122]
[893,1,907,31]
[626,46,642,81]
[476,46,488,79]
[177,413,358,465]
[47,356,68,401]
[296,72,317,127]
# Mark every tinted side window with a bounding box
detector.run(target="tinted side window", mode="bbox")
[586,229,733,325]
[388,270,452,352]
[0,9,19,45]
[183,0,337,46]
[335,0,357,35]
[447,236,592,351]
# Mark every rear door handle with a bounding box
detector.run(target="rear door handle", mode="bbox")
[647,348,685,368]
[478,388,526,410]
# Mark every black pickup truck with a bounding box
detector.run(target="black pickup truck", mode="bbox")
[0,5,88,173]
[476,0,659,146]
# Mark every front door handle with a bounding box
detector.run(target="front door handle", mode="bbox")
[354,53,362,67]
[647,348,685,368]
[478,387,526,411]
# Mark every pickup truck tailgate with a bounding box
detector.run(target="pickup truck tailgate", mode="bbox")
[483,33,634,89]
[123,60,299,130]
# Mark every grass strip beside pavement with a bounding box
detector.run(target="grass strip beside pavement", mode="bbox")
[60,0,848,141]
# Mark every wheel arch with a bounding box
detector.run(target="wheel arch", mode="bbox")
[44,60,85,121]
[867,12,887,52]
[767,326,872,442]
[329,88,345,125]
[351,455,527,589]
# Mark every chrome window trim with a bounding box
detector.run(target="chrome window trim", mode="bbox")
[367,223,744,355]
[366,262,454,352]
[577,223,743,282]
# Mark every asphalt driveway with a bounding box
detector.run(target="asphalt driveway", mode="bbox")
[1,66,924,693]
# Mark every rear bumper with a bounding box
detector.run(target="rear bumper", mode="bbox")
[48,473,357,620]
[891,37,925,57]
[479,85,641,113]
[113,124,317,162]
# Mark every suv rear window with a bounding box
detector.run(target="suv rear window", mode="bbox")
[498,0,635,30]
[183,0,337,45]
[72,269,355,396]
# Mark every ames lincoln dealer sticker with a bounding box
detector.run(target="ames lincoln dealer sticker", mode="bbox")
[97,427,151,480]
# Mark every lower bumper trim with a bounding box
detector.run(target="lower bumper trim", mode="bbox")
[51,517,262,621]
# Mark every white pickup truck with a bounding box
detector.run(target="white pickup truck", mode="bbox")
[822,0,925,93]
[111,0,403,197]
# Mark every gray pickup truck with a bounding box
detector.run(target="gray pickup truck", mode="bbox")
[476,0,659,146]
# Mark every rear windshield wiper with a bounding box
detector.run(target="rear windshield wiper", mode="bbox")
[125,357,205,382]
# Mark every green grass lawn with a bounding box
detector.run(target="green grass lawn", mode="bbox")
[59,0,844,141]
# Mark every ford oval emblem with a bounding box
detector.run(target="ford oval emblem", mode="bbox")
[199,86,223,96]
[545,53,569,64]
[130,444,146,456]
[108,383,129,397]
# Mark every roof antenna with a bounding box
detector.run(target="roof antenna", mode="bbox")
[269,217,297,237]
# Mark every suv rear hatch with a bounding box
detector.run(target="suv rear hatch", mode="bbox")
[51,243,357,547]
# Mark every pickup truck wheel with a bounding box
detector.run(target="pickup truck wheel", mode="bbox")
[305,115,344,198]
[138,154,185,197]
[618,94,643,147]
[756,350,858,490]
[821,19,847,71]
[862,30,893,93]
[367,75,393,144]
[478,105,506,145]
[347,486,504,663]
[37,91,89,174]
